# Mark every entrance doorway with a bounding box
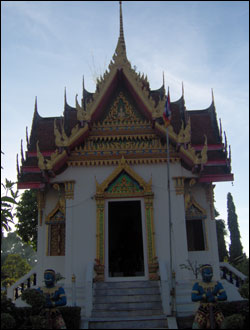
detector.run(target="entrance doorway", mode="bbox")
[106,200,146,279]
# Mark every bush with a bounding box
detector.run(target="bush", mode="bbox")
[29,315,48,329]
[1,312,16,329]
[59,306,81,329]
[239,278,249,299]
[1,296,16,314]
[21,288,46,314]
[13,307,34,329]
[221,314,245,329]
[1,290,81,329]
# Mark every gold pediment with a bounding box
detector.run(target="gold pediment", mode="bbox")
[95,157,152,198]
[185,196,207,219]
[102,91,144,124]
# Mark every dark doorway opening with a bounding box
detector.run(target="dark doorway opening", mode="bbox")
[108,200,145,277]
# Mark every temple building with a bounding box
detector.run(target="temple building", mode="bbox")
[10,2,243,328]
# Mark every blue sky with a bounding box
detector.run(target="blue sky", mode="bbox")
[1,1,249,255]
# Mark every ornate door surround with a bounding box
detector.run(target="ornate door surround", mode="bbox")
[94,157,159,281]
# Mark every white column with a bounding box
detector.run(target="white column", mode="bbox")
[171,178,189,281]
[64,198,74,305]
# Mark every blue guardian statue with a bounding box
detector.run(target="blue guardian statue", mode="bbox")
[191,264,227,329]
[37,269,67,329]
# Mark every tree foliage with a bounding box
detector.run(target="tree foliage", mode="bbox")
[1,231,37,266]
[15,189,38,251]
[1,254,31,288]
[216,219,229,262]
[1,179,18,239]
[227,192,243,263]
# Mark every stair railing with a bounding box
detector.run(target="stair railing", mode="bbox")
[220,262,247,288]
[7,265,38,301]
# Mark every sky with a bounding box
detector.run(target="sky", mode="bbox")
[1,1,249,255]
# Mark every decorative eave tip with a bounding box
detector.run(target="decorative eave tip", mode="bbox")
[31,96,41,123]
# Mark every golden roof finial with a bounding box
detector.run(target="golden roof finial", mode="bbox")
[64,87,67,108]
[115,1,127,59]
[119,2,125,42]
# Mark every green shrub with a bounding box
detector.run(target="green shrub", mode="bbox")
[13,307,33,329]
[1,296,16,314]
[29,315,48,329]
[1,312,16,329]
[239,278,249,299]
[221,313,245,329]
[21,288,46,314]
[59,306,81,329]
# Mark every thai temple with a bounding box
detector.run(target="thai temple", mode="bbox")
[9,2,245,328]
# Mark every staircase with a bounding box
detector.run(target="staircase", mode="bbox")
[88,280,169,329]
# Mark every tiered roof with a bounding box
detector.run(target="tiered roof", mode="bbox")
[17,2,233,189]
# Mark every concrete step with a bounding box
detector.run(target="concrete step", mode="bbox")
[93,301,163,311]
[94,280,159,289]
[90,281,167,328]
[94,294,161,304]
[91,309,164,318]
[94,286,160,296]
[88,315,168,329]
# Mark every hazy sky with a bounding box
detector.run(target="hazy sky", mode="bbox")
[2,1,249,255]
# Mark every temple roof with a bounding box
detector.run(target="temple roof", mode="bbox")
[17,2,233,189]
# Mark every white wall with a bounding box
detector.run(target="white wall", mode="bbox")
[37,161,219,287]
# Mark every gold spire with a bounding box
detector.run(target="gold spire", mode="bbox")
[115,1,127,59]
[64,87,67,109]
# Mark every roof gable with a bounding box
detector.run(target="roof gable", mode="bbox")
[17,2,233,189]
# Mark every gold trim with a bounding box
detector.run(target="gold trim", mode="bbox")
[185,195,207,217]
[177,118,191,144]
[67,158,180,167]
[103,92,141,123]
[173,177,186,195]
[64,181,75,200]
[45,184,66,257]
[95,157,152,196]
[155,122,208,167]
[37,191,45,226]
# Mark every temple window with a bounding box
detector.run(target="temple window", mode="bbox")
[186,218,205,251]
[185,200,207,252]
[46,209,65,256]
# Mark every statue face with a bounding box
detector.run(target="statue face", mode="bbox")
[202,266,213,283]
[44,270,55,287]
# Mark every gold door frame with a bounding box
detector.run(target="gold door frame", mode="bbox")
[94,157,159,281]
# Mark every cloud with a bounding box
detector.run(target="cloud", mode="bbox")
[4,1,62,43]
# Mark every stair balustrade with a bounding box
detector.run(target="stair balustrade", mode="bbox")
[219,262,247,288]
[7,266,38,301]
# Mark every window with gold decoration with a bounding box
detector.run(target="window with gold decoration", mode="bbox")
[46,183,66,256]
[185,196,207,252]
[46,209,65,256]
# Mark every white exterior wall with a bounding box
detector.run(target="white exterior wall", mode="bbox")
[37,161,220,297]
[188,184,220,280]
[37,189,65,286]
